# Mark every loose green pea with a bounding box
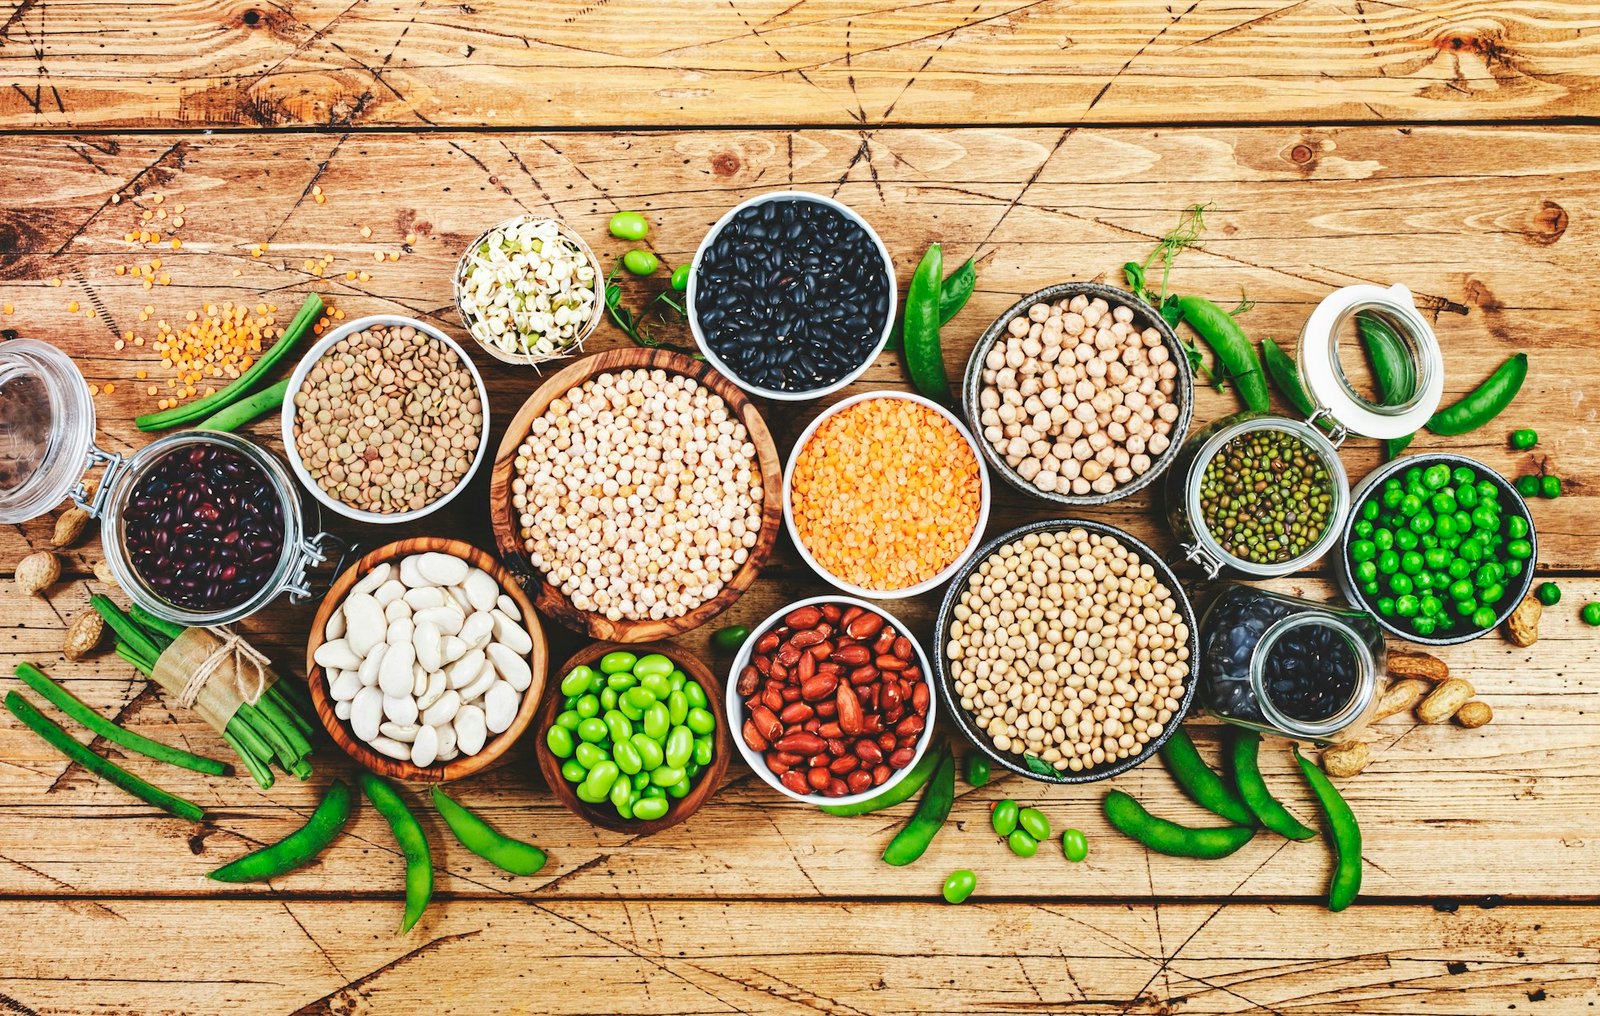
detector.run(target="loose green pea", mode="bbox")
[667,689,689,726]
[623,249,659,275]
[991,800,1019,836]
[561,665,598,697]
[575,742,608,770]
[1060,828,1089,863]
[633,797,670,821]
[1480,582,1505,605]
[1352,519,1374,539]
[684,681,708,710]
[1412,616,1437,636]
[1456,483,1479,509]
[670,263,691,291]
[1373,529,1394,550]
[577,717,608,743]
[942,869,977,904]
[546,725,575,758]
[1536,582,1561,606]
[1509,428,1538,450]
[1361,500,1380,521]
[1018,807,1051,841]
[1008,830,1039,857]
[1400,551,1424,575]
[686,707,716,736]
[561,758,588,784]
[1582,603,1600,626]
[613,740,643,775]
[664,726,694,768]
[600,651,638,675]
[1515,475,1540,497]
[608,211,649,240]
[1540,475,1562,499]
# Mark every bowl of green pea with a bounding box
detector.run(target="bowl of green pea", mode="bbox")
[1338,454,1537,646]
[536,642,728,835]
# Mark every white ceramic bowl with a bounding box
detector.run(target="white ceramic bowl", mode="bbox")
[453,214,604,368]
[783,390,991,600]
[281,314,490,525]
[686,190,897,402]
[726,595,938,808]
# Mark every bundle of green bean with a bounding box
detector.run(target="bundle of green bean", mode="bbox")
[91,596,316,789]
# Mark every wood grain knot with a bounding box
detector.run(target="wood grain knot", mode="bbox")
[1526,199,1568,247]
[711,152,741,177]
[1289,144,1315,166]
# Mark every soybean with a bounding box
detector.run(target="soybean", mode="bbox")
[1060,828,1089,863]
[358,773,433,935]
[942,868,977,904]
[432,785,546,876]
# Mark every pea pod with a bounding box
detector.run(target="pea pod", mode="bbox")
[1427,353,1527,436]
[1229,731,1316,841]
[1260,338,1316,418]
[1357,312,1416,459]
[1174,295,1269,413]
[431,785,546,877]
[937,258,977,326]
[819,745,942,816]
[882,749,955,866]
[902,242,949,401]
[357,773,433,935]
[1158,726,1255,827]
[1294,750,1362,911]
[1103,790,1256,860]
[208,780,354,882]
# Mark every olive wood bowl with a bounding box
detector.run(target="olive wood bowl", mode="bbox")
[305,537,548,782]
[489,347,782,642]
[536,641,730,836]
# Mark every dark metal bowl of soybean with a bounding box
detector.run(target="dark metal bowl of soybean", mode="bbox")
[962,281,1195,507]
[932,518,1201,785]
[1336,452,1537,647]
[687,190,897,402]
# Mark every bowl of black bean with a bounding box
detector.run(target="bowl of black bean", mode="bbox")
[687,191,896,401]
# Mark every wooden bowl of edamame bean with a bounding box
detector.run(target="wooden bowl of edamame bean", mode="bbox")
[536,642,729,836]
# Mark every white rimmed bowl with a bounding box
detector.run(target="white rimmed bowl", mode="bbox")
[726,595,938,808]
[783,390,991,600]
[281,314,490,525]
[687,190,896,402]
[453,214,604,368]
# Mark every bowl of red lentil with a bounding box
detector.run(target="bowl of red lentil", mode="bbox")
[281,314,490,525]
[783,391,990,600]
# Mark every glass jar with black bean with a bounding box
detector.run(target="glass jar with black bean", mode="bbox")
[1198,583,1386,743]
[688,191,895,401]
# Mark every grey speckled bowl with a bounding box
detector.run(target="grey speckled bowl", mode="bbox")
[962,281,1195,507]
[933,518,1201,785]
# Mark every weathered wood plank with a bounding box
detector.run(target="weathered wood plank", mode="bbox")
[0,1,1598,129]
[0,898,1593,1014]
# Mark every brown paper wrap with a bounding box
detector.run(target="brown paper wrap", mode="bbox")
[149,626,277,733]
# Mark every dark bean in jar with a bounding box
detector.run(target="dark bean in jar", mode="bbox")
[122,444,285,611]
[1261,623,1358,722]
[695,198,890,393]
[738,603,930,797]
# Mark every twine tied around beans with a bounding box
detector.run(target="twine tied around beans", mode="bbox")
[176,626,270,710]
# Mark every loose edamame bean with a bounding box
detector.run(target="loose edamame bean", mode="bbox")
[1017,807,1051,841]
[1060,828,1089,863]
[608,211,649,241]
[942,869,977,904]
[623,249,659,276]
[671,263,691,291]
[1007,829,1039,857]
[964,755,991,787]
[432,785,546,877]
[991,799,1019,836]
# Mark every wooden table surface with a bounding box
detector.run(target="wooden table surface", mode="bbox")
[3,3,1598,1013]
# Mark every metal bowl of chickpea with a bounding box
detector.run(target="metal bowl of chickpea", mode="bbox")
[961,281,1195,507]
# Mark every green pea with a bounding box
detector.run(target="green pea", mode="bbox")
[1381,486,1404,509]
[650,765,686,787]
[1412,616,1437,636]
[1008,830,1039,857]
[1394,527,1419,551]
[575,694,600,719]
[1408,512,1434,534]
[1423,464,1450,490]
[1470,606,1497,629]
[1373,529,1394,551]
[1361,500,1380,521]
[693,735,714,767]
[1508,539,1533,560]
[942,869,977,904]
[546,725,576,758]
[613,740,643,775]
[603,710,633,745]
[1540,475,1562,499]
[609,777,633,813]
[621,687,657,713]
[1395,594,1419,617]
[1361,580,1381,597]
[1505,559,1524,578]
[1509,428,1538,450]
[1536,582,1561,606]
[575,742,608,770]
[1425,548,1450,570]
[642,702,671,741]
[1471,505,1498,531]
[1447,578,1474,601]
[1480,582,1505,605]
[1400,494,1422,516]
[1354,560,1378,584]
[1018,807,1051,841]
[684,681,708,709]
[1430,492,1457,515]
[1454,597,1478,617]
[1352,520,1373,540]
[623,249,659,275]
[1433,514,1456,539]
[1582,603,1600,626]
[600,651,638,675]
[1399,551,1423,575]
[686,707,716,736]
[1376,597,1396,617]
[1456,483,1478,508]
[608,211,649,240]
[1389,573,1413,596]
[671,263,691,291]
[640,672,672,700]
[667,689,689,726]
[561,665,598,697]
[577,717,608,743]
[556,709,582,731]
[666,777,692,799]
[1475,562,1504,586]
[664,726,694,768]
[1421,594,1443,617]
[1060,828,1089,863]
[1413,571,1435,592]
[632,733,665,770]
[1448,559,1471,579]
[1459,538,1484,563]
[1377,550,1400,574]
[1515,474,1540,497]
[1508,515,1529,539]
[633,797,670,821]
[606,671,638,691]
[1350,540,1375,563]
[561,758,589,784]
[991,800,1019,836]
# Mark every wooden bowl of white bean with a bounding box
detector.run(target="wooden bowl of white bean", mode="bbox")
[488,347,783,643]
[961,281,1195,507]
[305,537,548,782]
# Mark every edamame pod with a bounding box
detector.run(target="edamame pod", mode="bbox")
[882,749,955,866]
[431,785,546,877]
[358,773,433,935]
[1230,730,1316,841]
[209,780,354,882]
[1159,726,1256,827]
[1294,750,1362,911]
[1102,790,1256,860]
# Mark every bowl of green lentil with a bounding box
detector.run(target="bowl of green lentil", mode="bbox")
[1337,453,1536,646]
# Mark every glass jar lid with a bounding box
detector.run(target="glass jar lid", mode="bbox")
[1297,283,1444,441]
[0,338,105,524]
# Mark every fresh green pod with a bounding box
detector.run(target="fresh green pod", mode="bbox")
[1260,337,1317,418]
[882,749,955,866]
[938,258,977,327]
[902,242,950,401]
[1158,727,1256,826]
[1230,731,1316,841]
[1175,295,1269,413]
[1102,790,1256,859]
[1427,354,1528,436]
[431,785,546,877]
[1294,750,1362,911]
[208,780,353,881]
[357,773,433,935]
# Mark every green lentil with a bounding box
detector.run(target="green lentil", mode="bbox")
[1200,427,1334,565]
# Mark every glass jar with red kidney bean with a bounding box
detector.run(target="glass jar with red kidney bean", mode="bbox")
[101,431,343,626]
[727,596,938,806]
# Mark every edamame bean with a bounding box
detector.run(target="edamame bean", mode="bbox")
[693,735,714,766]
[576,717,608,743]
[608,211,648,241]
[1007,829,1039,857]
[575,695,600,719]
[623,249,659,275]
[585,761,620,797]
[609,776,633,812]
[634,797,670,821]
[561,759,588,783]
[667,689,689,726]
[664,726,693,768]
[1018,807,1051,841]
[603,710,632,744]
[606,670,638,691]
[574,742,607,770]
[600,687,619,711]
[575,781,608,804]
[684,681,708,709]
[632,733,665,769]
[669,670,686,691]
[686,707,716,735]
[666,776,692,799]
[560,665,597,697]
[632,771,650,791]
[622,687,657,713]
[670,263,691,291]
[432,786,546,877]
[613,740,643,775]
[991,800,1019,836]
[600,651,638,675]
[640,672,672,700]
[650,765,686,787]
[1061,828,1089,862]
[642,702,670,740]
[634,654,674,679]
[546,725,575,758]
[942,869,977,904]
[555,709,581,731]
[618,696,645,722]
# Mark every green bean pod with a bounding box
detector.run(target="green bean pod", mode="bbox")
[1102,790,1256,860]
[1357,312,1417,458]
[1158,726,1256,827]
[1174,295,1269,413]
[195,378,291,434]
[358,773,433,935]
[937,258,977,326]
[1294,750,1362,911]
[819,746,941,816]
[432,785,547,876]
[902,242,949,401]
[1229,731,1316,841]
[208,779,354,882]
[882,749,955,866]
[1260,338,1316,418]
[1426,353,1527,437]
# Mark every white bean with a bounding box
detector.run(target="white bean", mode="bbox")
[417,552,470,587]
[378,640,415,697]
[460,611,494,650]
[414,620,443,672]
[369,735,411,761]
[403,586,445,611]
[454,705,487,756]
[313,639,362,671]
[456,660,497,704]
[379,722,418,743]
[358,643,387,687]
[410,723,440,767]
[487,642,532,692]
[417,670,448,711]
[351,561,391,597]
[334,699,352,721]
[484,681,518,734]
[422,689,461,728]
[447,649,487,690]
[383,598,412,623]
[351,686,383,741]
[398,554,428,588]
[414,605,465,636]
[329,669,363,703]
[341,593,385,657]
[439,635,467,666]
[464,568,499,612]
[373,578,406,606]
[495,594,521,621]
[383,693,418,725]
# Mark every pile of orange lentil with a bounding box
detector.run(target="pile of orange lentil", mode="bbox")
[789,396,984,592]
